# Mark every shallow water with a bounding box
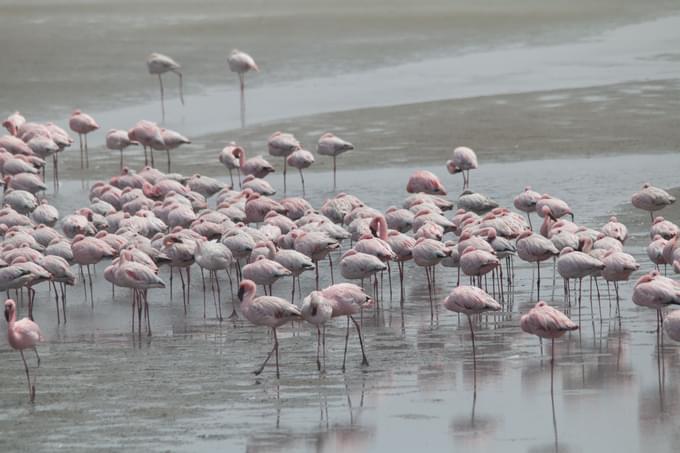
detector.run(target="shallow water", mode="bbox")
[1,152,679,452]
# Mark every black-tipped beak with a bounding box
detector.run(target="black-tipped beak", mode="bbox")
[4,307,9,322]
[237,286,244,302]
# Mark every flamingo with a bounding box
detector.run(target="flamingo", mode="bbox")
[600,216,628,244]
[556,247,604,309]
[406,170,447,196]
[195,240,234,320]
[317,133,354,190]
[521,300,578,365]
[267,131,300,194]
[242,255,292,295]
[4,299,44,403]
[446,146,478,190]
[650,217,679,240]
[68,110,99,169]
[232,147,274,179]
[227,49,258,127]
[286,149,314,195]
[146,53,184,120]
[632,270,680,332]
[71,234,116,306]
[413,237,452,320]
[294,231,340,290]
[2,112,26,136]
[38,255,76,324]
[340,249,387,304]
[272,248,315,301]
[158,128,190,172]
[4,174,47,195]
[513,186,542,229]
[238,279,301,378]
[128,120,165,167]
[664,310,680,342]
[321,283,372,371]
[219,142,244,187]
[631,183,676,222]
[301,291,334,371]
[459,246,500,288]
[106,129,138,170]
[601,251,639,312]
[443,286,501,371]
[517,230,559,300]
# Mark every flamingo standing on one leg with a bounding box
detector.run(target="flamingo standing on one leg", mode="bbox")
[446,146,478,191]
[521,300,578,365]
[317,133,354,190]
[227,49,259,128]
[513,186,542,230]
[69,110,99,169]
[219,142,245,188]
[631,183,676,223]
[158,128,190,173]
[106,129,138,171]
[146,52,184,121]
[238,279,301,378]
[4,299,44,403]
[632,270,680,333]
[443,286,501,372]
[517,231,559,300]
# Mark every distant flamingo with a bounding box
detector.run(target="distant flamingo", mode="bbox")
[321,283,372,371]
[443,286,501,370]
[106,129,138,170]
[147,53,184,120]
[238,279,301,378]
[406,170,447,196]
[287,149,314,195]
[446,146,478,190]
[317,133,354,190]
[631,183,676,222]
[4,299,44,403]
[68,110,99,169]
[301,291,334,371]
[227,49,259,127]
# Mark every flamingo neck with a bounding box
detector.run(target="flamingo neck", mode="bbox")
[376,216,388,240]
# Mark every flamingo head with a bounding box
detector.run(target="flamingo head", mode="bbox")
[237,279,256,301]
[4,299,16,322]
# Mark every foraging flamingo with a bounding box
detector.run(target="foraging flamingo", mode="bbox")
[238,279,301,378]
[301,291,334,371]
[227,49,258,127]
[69,110,99,169]
[4,299,44,403]
[317,133,354,190]
[446,146,478,190]
[321,283,372,370]
[147,52,184,119]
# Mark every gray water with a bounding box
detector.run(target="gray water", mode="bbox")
[1,152,679,452]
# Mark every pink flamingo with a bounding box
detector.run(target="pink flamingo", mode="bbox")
[631,183,676,222]
[600,216,628,244]
[0,135,34,156]
[321,283,372,370]
[227,49,258,127]
[664,310,680,342]
[2,112,26,136]
[71,234,116,306]
[406,170,447,196]
[517,230,559,299]
[513,186,542,229]
[536,195,574,221]
[106,129,138,170]
[301,291,334,371]
[157,128,190,172]
[446,146,478,190]
[443,285,501,370]
[4,173,47,195]
[4,299,44,403]
[195,240,234,320]
[233,147,274,179]
[38,255,76,324]
[68,110,99,169]
[413,237,452,320]
[386,230,416,302]
[238,279,301,378]
[287,149,315,195]
[273,248,315,301]
[219,142,244,187]
[601,250,639,312]
[632,270,680,332]
[556,247,604,307]
[317,133,354,189]
[242,255,292,295]
[268,131,301,193]
[147,53,184,120]
[650,216,678,240]
[340,249,387,305]
[128,120,165,167]
[647,235,668,270]
[459,246,499,288]
[293,231,340,289]
[521,300,578,364]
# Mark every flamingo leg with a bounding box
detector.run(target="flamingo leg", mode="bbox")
[342,316,350,372]
[239,73,245,128]
[84,133,89,169]
[332,155,337,190]
[299,169,306,196]
[254,328,278,376]
[159,73,165,121]
[283,158,287,194]
[52,281,60,325]
[351,315,369,366]
[87,265,94,308]
[166,149,171,173]
[79,133,83,169]
[19,350,34,403]
[316,326,322,371]
[177,71,184,106]
[468,315,476,377]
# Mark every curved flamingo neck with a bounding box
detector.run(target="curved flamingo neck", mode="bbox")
[235,147,246,168]
[376,216,388,240]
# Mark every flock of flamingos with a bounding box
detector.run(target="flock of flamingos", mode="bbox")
[1,50,680,406]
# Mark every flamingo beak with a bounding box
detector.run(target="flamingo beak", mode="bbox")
[4,307,9,322]
[237,286,245,302]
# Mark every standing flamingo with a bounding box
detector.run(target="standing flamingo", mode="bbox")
[443,286,501,371]
[286,149,314,195]
[106,129,138,170]
[219,142,244,187]
[631,183,676,222]
[513,186,542,229]
[71,234,116,306]
[4,299,44,403]
[517,230,559,300]
[227,49,259,128]
[446,146,478,190]
[632,270,680,332]
[521,300,578,364]
[317,133,354,190]
[413,237,452,320]
[146,53,184,120]
[69,110,99,169]
[301,291,334,371]
[268,131,300,194]
[128,120,165,167]
[195,240,234,320]
[158,128,190,172]
[238,279,301,378]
